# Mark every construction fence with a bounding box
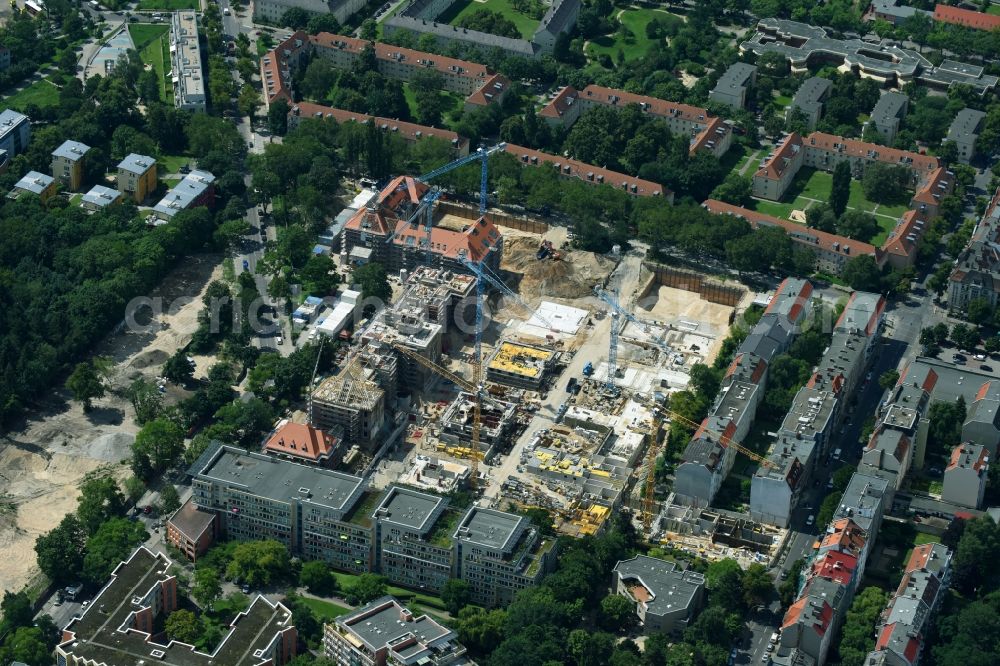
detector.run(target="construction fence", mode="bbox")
[641,263,745,307]
[439,201,549,235]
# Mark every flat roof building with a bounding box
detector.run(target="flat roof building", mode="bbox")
[57,546,298,666]
[51,139,90,190]
[9,170,56,201]
[153,169,216,221]
[948,184,1000,315]
[323,596,471,666]
[868,91,909,144]
[945,107,986,164]
[787,77,832,130]
[80,184,124,210]
[117,152,157,202]
[171,12,206,111]
[166,498,219,562]
[485,340,556,389]
[0,109,30,158]
[710,62,757,109]
[942,443,989,509]
[612,555,705,634]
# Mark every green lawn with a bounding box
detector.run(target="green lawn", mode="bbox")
[439,0,541,39]
[401,83,463,129]
[136,25,173,104]
[136,0,198,9]
[987,3,1000,15]
[3,79,60,112]
[773,93,792,109]
[587,8,681,63]
[299,596,352,621]
[129,23,169,49]
[159,154,191,175]
[331,572,449,613]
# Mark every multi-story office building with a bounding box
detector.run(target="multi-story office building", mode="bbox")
[453,506,557,607]
[117,152,157,202]
[171,12,206,111]
[0,109,30,158]
[324,596,472,666]
[57,546,298,666]
[50,140,90,190]
[373,485,455,594]
[190,443,373,573]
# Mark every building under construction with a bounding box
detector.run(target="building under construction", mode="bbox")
[311,364,386,447]
[341,176,503,274]
[439,390,517,459]
[486,340,558,390]
[363,294,444,394]
[405,266,477,329]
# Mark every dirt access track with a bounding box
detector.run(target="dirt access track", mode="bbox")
[0,254,223,594]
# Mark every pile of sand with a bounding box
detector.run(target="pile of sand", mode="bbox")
[500,236,615,301]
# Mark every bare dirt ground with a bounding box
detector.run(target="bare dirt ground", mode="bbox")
[0,255,223,593]
[499,235,615,302]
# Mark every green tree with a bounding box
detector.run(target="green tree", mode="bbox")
[279,6,309,28]
[306,13,340,34]
[166,609,202,644]
[158,483,181,515]
[862,163,910,204]
[125,377,163,425]
[705,559,745,610]
[837,586,889,666]
[163,349,195,384]
[238,83,260,120]
[77,476,127,535]
[837,210,880,243]
[123,475,146,505]
[967,298,994,326]
[599,594,636,632]
[34,515,87,585]
[193,566,222,608]
[82,518,148,585]
[354,262,392,304]
[455,606,506,654]
[441,579,471,615]
[829,160,851,217]
[879,369,899,391]
[268,98,290,136]
[133,417,186,474]
[2,626,53,666]
[300,561,338,596]
[842,255,883,292]
[951,323,980,350]
[343,574,388,605]
[226,540,291,587]
[816,493,841,527]
[742,563,774,608]
[710,173,752,206]
[66,358,110,411]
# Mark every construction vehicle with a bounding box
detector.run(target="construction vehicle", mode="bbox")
[583,362,594,377]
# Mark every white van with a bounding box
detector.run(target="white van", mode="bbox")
[833,448,842,460]
[223,6,230,14]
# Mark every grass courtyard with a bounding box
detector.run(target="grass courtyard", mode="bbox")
[401,83,464,130]
[2,79,60,112]
[131,24,173,104]
[136,0,198,9]
[747,167,912,246]
[586,8,682,63]
[438,0,541,40]
[299,596,352,621]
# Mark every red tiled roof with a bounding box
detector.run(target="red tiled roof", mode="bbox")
[504,143,667,197]
[309,32,490,83]
[946,443,989,473]
[390,215,502,263]
[975,379,993,401]
[264,422,339,462]
[289,102,466,151]
[704,199,879,262]
[345,175,427,235]
[911,167,953,206]
[539,85,579,119]
[811,551,858,586]
[578,84,715,126]
[804,132,940,174]
[882,210,927,260]
[260,30,310,104]
[875,623,921,662]
[934,3,1000,30]
[764,277,814,323]
[905,543,937,574]
[820,518,867,556]
[466,73,510,107]
[689,116,733,156]
[756,132,803,180]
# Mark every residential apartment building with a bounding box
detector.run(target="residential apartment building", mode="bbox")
[868,91,909,144]
[152,169,216,221]
[752,292,885,527]
[963,380,1000,456]
[741,18,998,95]
[57,546,298,666]
[612,555,705,634]
[933,3,1000,30]
[0,109,30,157]
[752,132,804,200]
[704,199,880,276]
[341,175,504,275]
[945,108,986,164]
[80,184,124,211]
[288,102,469,156]
[942,443,989,509]
[538,84,733,159]
[787,77,831,130]
[263,421,343,467]
[254,0,366,26]
[117,152,157,202]
[190,443,374,574]
[948,184,1000,314]
[323,596,471,666]
[8,170,56,201]
[675,278,812,508]
[709,62,757,109]
[50,140,90,190]
[859,369,934,496]
[866,543,952,666]
[452,506,557,607]
[373,485,454,594]
[504,143,670,199]
[171,12,206,111]
[869,0,931,25]
[167,498,220,561]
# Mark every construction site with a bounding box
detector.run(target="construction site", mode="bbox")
[294,151,797,569]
